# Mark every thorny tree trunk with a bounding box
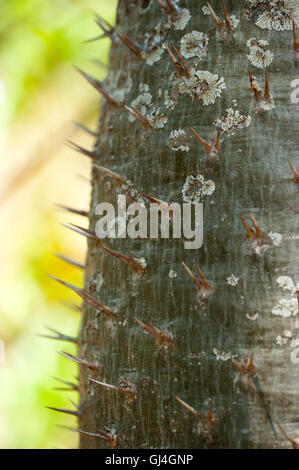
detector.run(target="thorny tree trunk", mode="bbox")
[74,0,299,449]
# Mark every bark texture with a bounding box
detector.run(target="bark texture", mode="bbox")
[76,0,299,448]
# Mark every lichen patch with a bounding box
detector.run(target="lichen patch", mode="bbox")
[246,0,299,31]
[214,108,252,136]
[247,38,274,68]
[182,175,215,203]
[176,69,226,106]
[180,31,209,60]
[168,129,190,152]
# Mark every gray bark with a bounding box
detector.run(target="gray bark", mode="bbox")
[77,0,299,449]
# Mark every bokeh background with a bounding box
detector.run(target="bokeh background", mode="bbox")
[0,0,117,448]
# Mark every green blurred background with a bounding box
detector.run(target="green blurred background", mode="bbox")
[0,0,117,448]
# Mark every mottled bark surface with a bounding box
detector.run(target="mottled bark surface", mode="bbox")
[78,0,299,448]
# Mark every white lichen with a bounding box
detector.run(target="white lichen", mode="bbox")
[136,257,147,270]
[202,6,211,15]
[268,231,282,246]
[272,298,298,318]
[246,312,259,321]
[139,83,150,93]
[249,73,276,112]
[247,0,299,31]
[182,175,215,204]
[120,179,145,205]
[142,23,167,66]
[180,31,209,60]
[213,108,252,136]
[106,71,133,103]
[247,38,274,68]
[227,274,239,287]
[164,90,176,110]
[129,89,152,122]
[229,15,240,29]
[277,276,295,293]
[276,336,288,346]
[169,269,177,279]
[177,69,226,106]
[151,109,168,129]
[167,7,191,31]
[168,129,190,152]
[213,349,233,362]
[129,84,167,129]
[260,95,276,111]
[276,330,293,346]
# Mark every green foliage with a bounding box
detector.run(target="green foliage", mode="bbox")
[0,0,116,449]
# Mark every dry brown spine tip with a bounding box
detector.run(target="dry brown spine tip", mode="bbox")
[207,2,224,28]
[124,105,153,129]
[103,246,146,275]
[288,161,299,183]
[232,353,256,378]
[293,21,299,52]
[72,427,119,448]
[83,14,115,44]
[190,127,221,156]
[156,0,180,18]
[248,70,262,100]
[140,191,171,212]
[134,317,174,349]
[52,376,79,392]
[59,351,102,373]
[94,15,116,42]
[156,0,168,14]
[73,121,98,138]
[176,397,216,427]
[240,214,266,242]
[38,326,78,344]
[91,58,108,71]
[83,34,106,44]
[46,406,81,418]
[67,140,95,159]
[276,422,299,449]
[190,127,210,152]
[116,31,142,58]
[264,70,270,101]
[61,223,101,242]
[173,45,190,74]
[181,261,214,298]
[240,215,255,240]
[54,253,85,270]
[249,213,264,241]
[89,376,137,399]
[49,275,117,320]
[93,164,126,185]
[60,300,82,314]
[55,203,88,218]
[76,68,119,106]
[165,43,190,77]
[220,0,233,30]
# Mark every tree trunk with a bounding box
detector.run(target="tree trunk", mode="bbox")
[74,0,299,449]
